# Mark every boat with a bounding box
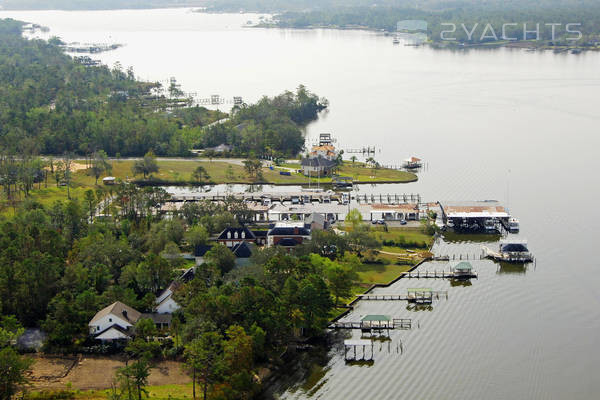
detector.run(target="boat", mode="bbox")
[508,217,520,232]
[392,37,400,44]
[482,239,533,263]
[402,157,422,169]
[484,218,498,232]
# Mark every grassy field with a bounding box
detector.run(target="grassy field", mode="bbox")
[0,158,417,213]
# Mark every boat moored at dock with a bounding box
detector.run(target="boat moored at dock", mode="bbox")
[482,239,534,263]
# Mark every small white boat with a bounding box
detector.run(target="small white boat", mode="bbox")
[393,37,400,44]
[508,217,520,232]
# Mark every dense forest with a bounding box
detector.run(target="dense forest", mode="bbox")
[0,19,326,158]
[198,86,328,158]
[0,182,376,398]
[203,0,600,44]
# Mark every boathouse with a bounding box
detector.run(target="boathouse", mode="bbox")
[438,200,510,232]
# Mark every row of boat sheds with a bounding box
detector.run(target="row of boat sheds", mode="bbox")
[165,191,518,233]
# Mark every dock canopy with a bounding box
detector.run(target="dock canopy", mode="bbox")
[500,242,529,252]
[361,314,391,322]
[454,261,473,271]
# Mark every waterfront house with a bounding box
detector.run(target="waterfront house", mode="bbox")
[301,156,337,177]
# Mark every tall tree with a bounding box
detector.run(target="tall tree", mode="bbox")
[132,151,159,179]
[88,150,112,184]
[192,165,210,184]
[0,316,34,400]
[184,332,224,400]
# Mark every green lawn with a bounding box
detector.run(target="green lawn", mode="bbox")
[356,262,413,285]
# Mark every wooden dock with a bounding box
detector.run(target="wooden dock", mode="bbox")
[329,318,412,330]
[344,339,374,361]
[356,291,447,304]
[403,270,477,279]
[169,191,421,205]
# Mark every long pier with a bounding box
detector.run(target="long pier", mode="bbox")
[329,318,412,330]
[403,270,477,279]
[356,291,448,303]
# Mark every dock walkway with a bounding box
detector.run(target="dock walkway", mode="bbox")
[329,318,412,330]
[356,291,448,303]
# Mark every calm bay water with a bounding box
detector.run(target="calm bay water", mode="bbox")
[2,8,600,399]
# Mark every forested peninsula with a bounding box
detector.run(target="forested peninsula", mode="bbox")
[0,18,327,158]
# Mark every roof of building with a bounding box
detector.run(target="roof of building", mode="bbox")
[89,302,142,326]
[305,212,326,225]
[140,313,173,325]
[268,226,311,236]
[94,324,132,340]
[440,201,509,218]
[194,244,213,257]
[231,241,253,258]
[500,243,529,252]
[454,261,473,271]
[277,238,301,247]
[311,144,336,152]
[252,230,268,238]
[217,227,256,240]
[370,203,419,211]
[301,156,337,168]
[361,314,391,322]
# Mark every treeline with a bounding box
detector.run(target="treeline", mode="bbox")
[0,0,205,10]
[276,5,600,44]
[194,85,328,158]
[202,0,600,44]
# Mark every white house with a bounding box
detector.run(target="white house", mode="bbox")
[155,267,196,314]
[88,301,141,342]
[156,282,181,314]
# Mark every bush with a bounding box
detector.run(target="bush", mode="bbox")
[26,390,75,400]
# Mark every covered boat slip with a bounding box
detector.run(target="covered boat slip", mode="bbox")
[437,200,512,232]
